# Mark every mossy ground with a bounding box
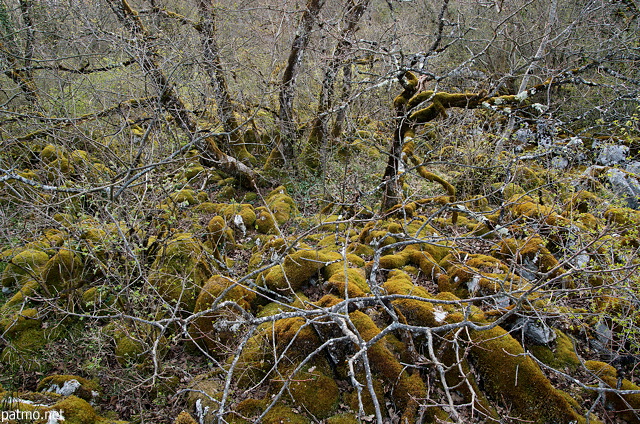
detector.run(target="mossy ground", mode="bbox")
[2,107,639,424]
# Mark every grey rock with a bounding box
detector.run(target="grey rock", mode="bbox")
[626,161,640,175]
[512,317,557,345]
[597,144,629,166]
[551,156,569,169]
[606,168,640,209]
[516,128,535,144]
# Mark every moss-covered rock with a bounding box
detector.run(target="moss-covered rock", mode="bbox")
[40,249,84,293]
[38,374,100,402]
[260,249,339,293]
[147,233,211,311]
[349,310,426,422]
[263,405,311,424]
[276,362,340,419]
[529,329,581,371]
[1,248,49,288]
[255,206,278,234]
[470,325,587,423]
[265,186,297,225]
[585,360,640,423]
[189,275,255,355]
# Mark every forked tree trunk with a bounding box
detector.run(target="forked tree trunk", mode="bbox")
[106,0,260,188]
[196,0,254,164]
[276,0,326,163]
[0,1,39,104]
[304,0,371,169]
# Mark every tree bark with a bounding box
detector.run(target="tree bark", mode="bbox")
[304,0,371,169]
[105,0,260,188]
[0,1,39,104]
[195,0,254,164]
[275,0,326,163]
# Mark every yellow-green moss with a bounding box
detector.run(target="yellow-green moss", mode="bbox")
[40,249,83,293]
[326,413,359,424]
[0,327,47,370]
[1,249,49,288]
[346,242,374,257]
[185,375,222,423]
[495,235,561,276]
[285,364,339,418]
[38,375,100,401]
[40,144,67,163]
[174,411,199,424]
[255,206,278,234]
[207,216,235,261]
[584,360,640,423]
[114,331,145,366]
[470,326,586,423]
[349,310,425,422]
[189,275,255,354]
[169,189,199,206]
[343,377,385,417]
[272,317,319,359]
[51,395,101,424]
[261,250,337,292]
[3,279,39,309]
[1,308,40,338]
[263,405,311,424]
[529,329,581,371]
[326,268,370,298]
[265,186,297,226]
[147,233,211,311]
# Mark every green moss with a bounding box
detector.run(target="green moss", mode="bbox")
[147,233,211,311]
[272,317,319,359]
[207,216,235,261]
[185,375,222,421]
[255,206,278,234]
[3,279,39,308]
[378,249,412,269]
[407,249,439,279]
[169,189,199,206]
[40,144,67,163]
[265,186,297,225]
[495,236,561,276]
[0,328,47,370]
[529,330,581,371]
[470,326,586,423]
[189,275,255,354]
[584,361,640,423]
[285,364,339,418]
[1,249,49,288]
[174,411,199,424]
[326,413,359,424]
[349,310,425,422]
[38,375,100,401]
[604,206,640,228]
[232,330,270,387]
[263,405,311,424]
[261,250,337,292]
[327,268,370,298]
[40,249,83,293]
[114,331,145,366]
[51,395,101,424]
[1,308,40,338]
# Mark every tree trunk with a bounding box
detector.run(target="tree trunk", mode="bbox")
[0,1,39,104]
[196,0,254,164]
[273,0,326,165]
[304,0,371,169]
[106,0,260,188]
